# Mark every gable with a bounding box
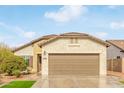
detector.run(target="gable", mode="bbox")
[40,33,109,47]
[42,38,106,53]
[13,34,57,52]
[14,45,33,56]
[106,40,124,51]
[107,44,124,59]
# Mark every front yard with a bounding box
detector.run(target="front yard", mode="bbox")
[1,71,124,88]
[1,80,36,88]
[120,80,124,84]
[0,73,39,88]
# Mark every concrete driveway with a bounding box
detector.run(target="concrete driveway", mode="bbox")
[32,75,124,88]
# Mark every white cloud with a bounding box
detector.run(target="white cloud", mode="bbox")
[0,36,12,42]
[108,5,117,9]
[14,26,36,39]
[110,21,124,29]
[10,41,28,48]
[23,32,36,39]
[0,22,36,39]
[95,32,108,39]
[0,22,6,26]
[44,5,87,22]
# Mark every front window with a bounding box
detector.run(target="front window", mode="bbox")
[22,56,33,67]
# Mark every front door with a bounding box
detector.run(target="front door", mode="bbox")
[37,54,42,72]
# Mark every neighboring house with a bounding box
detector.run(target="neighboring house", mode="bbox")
[13,32,109,76]
[106,40,124,59]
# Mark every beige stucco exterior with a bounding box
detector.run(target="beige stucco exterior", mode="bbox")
[32,40,46,72]
[14,45,33,56]
[122,58,124,73]
[14,40,47,73]
[42,38,107,76]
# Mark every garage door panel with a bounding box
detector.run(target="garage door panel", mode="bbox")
[49,70,98,75]
[50,65,99,68]
[50,62,98,65]
[49,67,98,70]
[49,54,99,76]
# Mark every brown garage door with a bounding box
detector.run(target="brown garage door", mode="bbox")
[49,54,99,76]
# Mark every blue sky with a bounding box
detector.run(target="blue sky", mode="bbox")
[0,5,124,47]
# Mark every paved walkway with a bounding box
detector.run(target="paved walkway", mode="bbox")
[107,71,124,79]
[32,75,124,88]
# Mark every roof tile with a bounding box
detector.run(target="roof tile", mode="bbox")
[107,40,124,51]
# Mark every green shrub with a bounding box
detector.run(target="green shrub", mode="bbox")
[0,56,27,76]
[0,43,27,76]
[12,70,21,78]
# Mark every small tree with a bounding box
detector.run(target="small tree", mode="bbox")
[0,43,12,63]
[0,43,27,76]
[0,56,26,75]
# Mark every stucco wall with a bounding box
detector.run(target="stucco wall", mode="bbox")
[14,40,46,73]
[32,40,46,72]
[107,45,124,59]
[14,45,33,56]
[122,58,124,73]
[42,38,107,76]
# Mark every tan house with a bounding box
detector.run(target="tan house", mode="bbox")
[13,32,109,77]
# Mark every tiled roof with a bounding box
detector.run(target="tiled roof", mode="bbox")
[39,32,109,47]
[13,34,57,52]
[107,40,124,51]
[60,32,88,36]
